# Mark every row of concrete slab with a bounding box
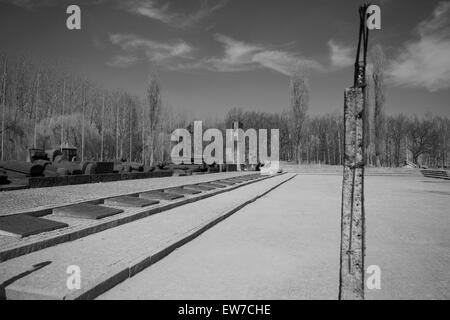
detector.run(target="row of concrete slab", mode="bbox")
[0,174,262,239]
[0,173,292,300]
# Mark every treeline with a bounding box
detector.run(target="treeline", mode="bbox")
[222,47,449,168]
[223,108,450,168]
[1,52,449,168]
[0,53,191,166]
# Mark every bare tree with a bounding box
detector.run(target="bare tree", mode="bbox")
[371,45,386,167]
[146,73,162,166]
[408,115,438,165]
[81,79,87,161]
[60,78,66,150]
[388,114,408,167]
[100,92,105,160]
[141,98,146,164]
[289,64,310,164]
[1,58,6,161]
[33,72,40,148]
[364,64,374,165]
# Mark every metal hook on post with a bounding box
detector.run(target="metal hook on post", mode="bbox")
[354,3,370,88]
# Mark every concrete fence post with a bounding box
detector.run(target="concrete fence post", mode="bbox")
[339,87,366,300]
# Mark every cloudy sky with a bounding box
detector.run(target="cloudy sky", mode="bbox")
[0,0,449,118]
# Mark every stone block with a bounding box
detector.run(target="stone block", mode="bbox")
[164,187,201,195]
[217,179,237,185]
[0,214,68,238]
[206,182,227,188]
[104,196,159,208]
[183,184,214,192]
[139,190,184,201]
[53,203,123,220]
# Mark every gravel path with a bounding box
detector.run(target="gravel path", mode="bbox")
[0,172,253,216]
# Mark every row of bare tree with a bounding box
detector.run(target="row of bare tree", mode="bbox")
[1,51,448,168]
[281,46,450,168]
[0,53,182,166]
[222,107,449,168]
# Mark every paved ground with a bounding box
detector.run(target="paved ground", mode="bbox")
[281,163,423,176]
[99,174,450,300]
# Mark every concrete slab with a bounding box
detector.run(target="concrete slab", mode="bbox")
[52,203,123,220]
[104,196,159,208]
[225,178,246,183]
[233,174,258,180]
[184,184,216,191]
[217,180,238,185]
[239,174,260,180]
[205,182,227,188]
[0,215,68,238]
[229,177,250,182]
[164,187,201,195]
[196,183,219,190]
[139,190,184,201]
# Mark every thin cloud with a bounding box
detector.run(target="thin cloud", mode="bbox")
[328,40,354,69]
[107,33,324,76]
[387,1,450,92]
[206,35,262,72]
[106,54,139,68]
[108,33,194,68]
[121,0,227,28]
[180,34,324,76]
[124,1,174,25]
